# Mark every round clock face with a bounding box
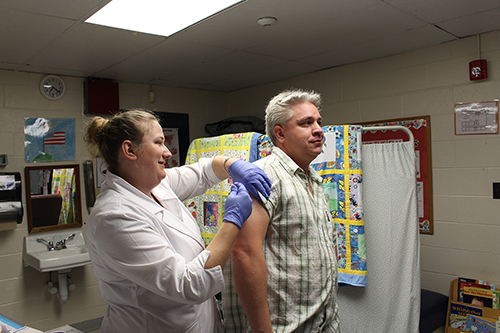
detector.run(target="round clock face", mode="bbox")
[40,75,65,100]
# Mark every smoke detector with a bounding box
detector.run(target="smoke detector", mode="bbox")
[257,17,277,27]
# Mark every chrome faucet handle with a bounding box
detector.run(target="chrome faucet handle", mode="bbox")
[36,238,55,251]
[55,233,76,250]
[65,233,76,242]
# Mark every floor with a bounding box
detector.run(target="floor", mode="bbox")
[432,326,445,333]
[70,317,102,333]
[67,315,446,333]
[65,319,445,333]
[68,320,444,333]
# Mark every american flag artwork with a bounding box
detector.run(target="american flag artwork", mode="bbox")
[44,131,66,145]
[24,118,75,162]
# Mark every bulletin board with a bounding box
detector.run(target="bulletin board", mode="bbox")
[359,116,433,234]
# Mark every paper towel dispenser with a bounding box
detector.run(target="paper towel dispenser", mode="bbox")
[0,172,23,224]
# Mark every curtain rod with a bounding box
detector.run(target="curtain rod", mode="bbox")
[362,125,414,147]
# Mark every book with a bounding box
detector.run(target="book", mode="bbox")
[449,314,468,331]
[458,277,492,285]
[449,301,483,330]
[465,314,497,333]
[458,277,494,303]
[493,290,500,310]
[462,286,494,308]
[0,314,43,333]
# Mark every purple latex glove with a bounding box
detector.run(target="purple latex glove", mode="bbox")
[223,183,253,229]
[228,159,271,201]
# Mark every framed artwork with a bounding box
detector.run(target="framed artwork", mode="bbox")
[358,116,433,234]
[24,118,76,163]
[155,112,190,166]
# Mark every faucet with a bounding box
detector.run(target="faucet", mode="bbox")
[55,233,75,250]
[36,233,75,251]
[36,237,55,251]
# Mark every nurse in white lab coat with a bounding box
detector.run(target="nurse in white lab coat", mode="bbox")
[83,109,271,333]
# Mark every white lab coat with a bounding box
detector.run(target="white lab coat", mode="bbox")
[86,158,225,333]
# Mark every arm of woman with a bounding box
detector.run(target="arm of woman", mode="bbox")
[213,156,271,201]
[204,222,239,270]
[205,182,253,270]
[165,156,270,202]
[212,156,233,180]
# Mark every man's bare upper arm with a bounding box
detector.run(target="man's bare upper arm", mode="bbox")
[232,196,270,254]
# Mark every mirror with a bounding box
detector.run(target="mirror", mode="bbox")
[25,164,83,233]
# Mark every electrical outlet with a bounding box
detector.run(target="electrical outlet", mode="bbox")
[494,183,500,199]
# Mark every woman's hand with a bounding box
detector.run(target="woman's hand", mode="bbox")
[223,183,253,229]
[228,159,271,201]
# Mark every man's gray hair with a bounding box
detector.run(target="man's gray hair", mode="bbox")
[265,89,322,145]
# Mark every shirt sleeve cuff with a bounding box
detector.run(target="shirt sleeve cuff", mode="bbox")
[189,249,225,292]
[200,157,224,183]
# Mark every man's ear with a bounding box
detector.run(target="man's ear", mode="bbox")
[121,140,138,161]
[273,125,285,143]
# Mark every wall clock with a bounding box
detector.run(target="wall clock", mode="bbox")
[40,75,66,100]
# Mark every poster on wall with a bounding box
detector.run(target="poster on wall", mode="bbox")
[24,118,75,163]
[154,112,189,165]
[454,101,498,135]
[359,116,434,234]
[163,128,180,168]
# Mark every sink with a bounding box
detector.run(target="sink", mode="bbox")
[23,230,92,272]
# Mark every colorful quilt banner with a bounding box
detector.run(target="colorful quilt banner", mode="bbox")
[312,125,367,287]
[184,132,262,246]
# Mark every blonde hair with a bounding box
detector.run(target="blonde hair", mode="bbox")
[84,109,159,174]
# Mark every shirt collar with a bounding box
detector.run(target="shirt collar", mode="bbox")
[271,147,323,183]
[102,171,164,214]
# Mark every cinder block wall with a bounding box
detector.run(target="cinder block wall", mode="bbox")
[0,29,498,330]
[226,30,500,296]
[0,72,226,330]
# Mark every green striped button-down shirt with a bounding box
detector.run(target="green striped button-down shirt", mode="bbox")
[223,147,340,333]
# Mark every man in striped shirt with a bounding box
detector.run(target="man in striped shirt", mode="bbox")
[223,89,340,333]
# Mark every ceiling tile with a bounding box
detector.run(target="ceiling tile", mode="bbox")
[0,7,74,65]
[101,38,234,80]
[1,0,500,92]
[384,0,500,24]
[25,23,164,74]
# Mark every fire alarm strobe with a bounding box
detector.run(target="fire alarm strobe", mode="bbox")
[469,59,487,81]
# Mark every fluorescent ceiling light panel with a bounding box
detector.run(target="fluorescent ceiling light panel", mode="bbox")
[85,0,243,37]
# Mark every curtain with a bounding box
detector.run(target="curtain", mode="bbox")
[337,141,421,332]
